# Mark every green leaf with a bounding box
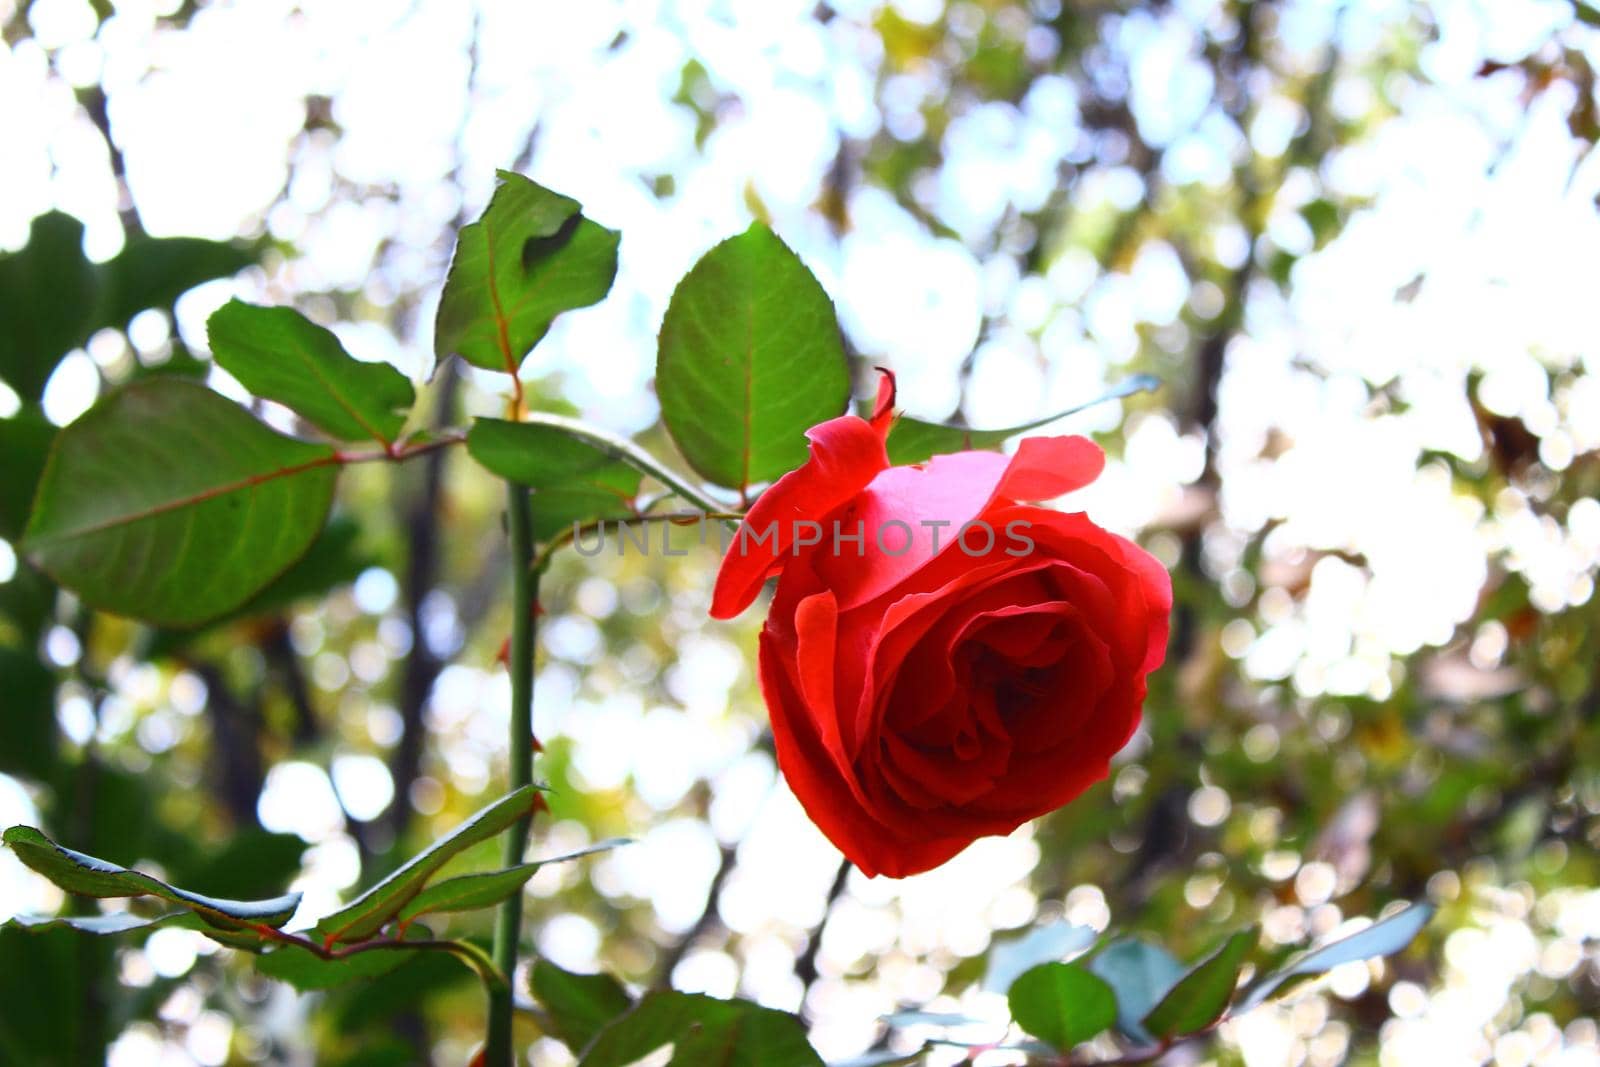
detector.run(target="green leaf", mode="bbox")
[653,1002,825,1067]
[467,418,644,540]
[0,563,55,645]
[313,785,545,944]
[1087,939,1185,1044]
[1141,928,1257,1039]
[435,170,619,376]
[335,951,476,1029]
[143,516,368,657]
[0,926,109,1066]
[656,222,850,491]
[983,920,1097,992]
[21,378,339,627]
[0,410,56,542]
[578,991,824,1067]
[884,374,1160,466]
[3,911,180,935]
[537,838,632,865]
[396,864,538,922]
[0,646,56,780]
[207,300,415,445]
[0,212,98,401]
[102,234,256,328]
[216,512,368,615]
[325,1042,421,1067]
[1239,902,1434,1010]
[0,219,247,404]
[530,959,635,1053]
[168,912,272,953]
[1007,962,1117,1051]
[0,410,64,650]
[395,838,627,923]
[255,943,422,992]
[1,825,301,930]
[257,929,496,995]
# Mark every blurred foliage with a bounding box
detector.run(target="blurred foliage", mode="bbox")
[1,0,1599,1065]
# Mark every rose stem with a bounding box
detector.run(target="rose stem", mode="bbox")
[485,481,539,1066]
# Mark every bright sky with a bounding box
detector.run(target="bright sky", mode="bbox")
[2,0,1599,1065]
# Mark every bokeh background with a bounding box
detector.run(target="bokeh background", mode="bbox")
[2,0,1600,1064]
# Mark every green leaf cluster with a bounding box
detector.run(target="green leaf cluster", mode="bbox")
[529,961,824,1066]
[0,212,256,402]
[2,788,624,994]
[990,904,1432,1056]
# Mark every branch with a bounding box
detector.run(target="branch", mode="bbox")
[247,922,508,991]
[188,660,265,830]
[260,619,318,746]
[386,367,463,843]
[654,841,739,991]
[334,430,467,465]
[75,81,142,237]
[795,857,851,993]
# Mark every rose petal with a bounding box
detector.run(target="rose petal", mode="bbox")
[995,435,1105,502]
[960,602,1066,665]
[710,412,890,619]
[881,732,1004,807]
[1021,511,1170,673]
[1110,529,1173,673]
[842,530,1153,842]
[854,558,1056,752]
[764,622,984,878]
[1001,617,1115,751]
[757,629,890,876]
[882,571,1057,735]
[790,589,858,781]
[815,435,1105,610]
[868,366,897,434]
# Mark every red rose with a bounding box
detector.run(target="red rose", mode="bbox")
[710,373,1172,878]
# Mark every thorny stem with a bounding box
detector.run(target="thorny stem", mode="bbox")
[485,481,540,1066]
[331,412,721,1059]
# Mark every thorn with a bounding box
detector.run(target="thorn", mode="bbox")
[495,604,543,667]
